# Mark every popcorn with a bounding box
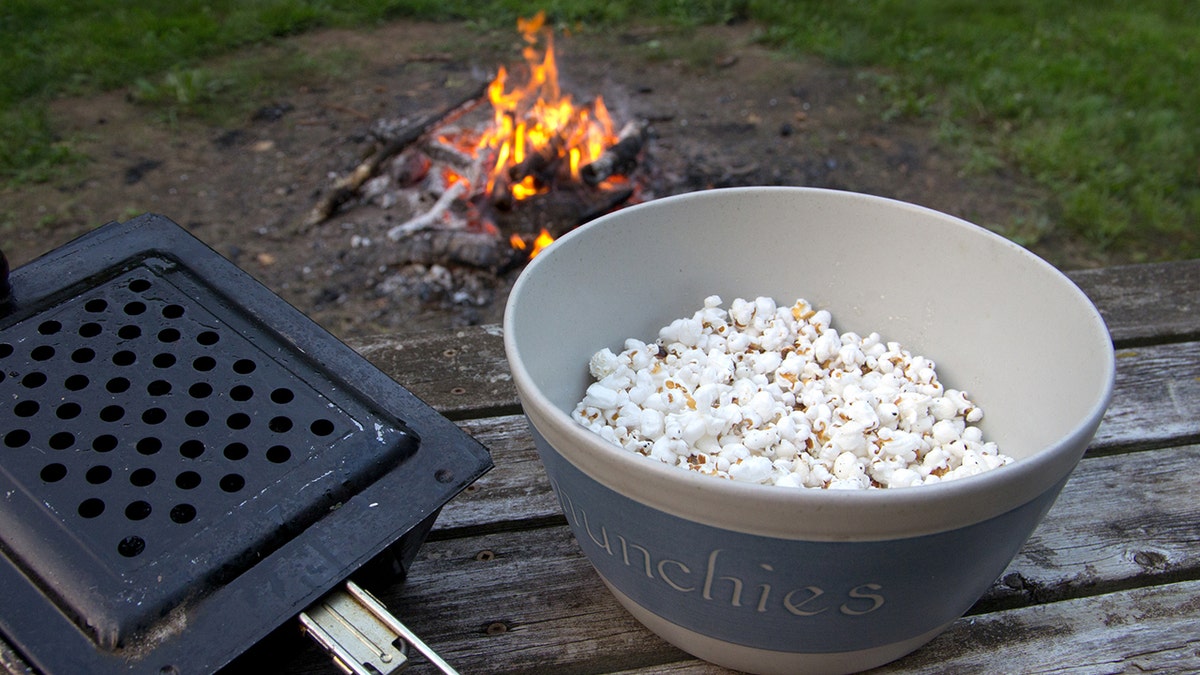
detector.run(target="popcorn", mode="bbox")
[572,296,1014,489]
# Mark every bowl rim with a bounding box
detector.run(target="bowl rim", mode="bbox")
[503,186,1116,540]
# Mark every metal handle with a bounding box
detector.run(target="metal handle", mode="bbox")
[300,580,460,675]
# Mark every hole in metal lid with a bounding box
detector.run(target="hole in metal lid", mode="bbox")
[179,440,205,459]
[55,402,81,420]
[125,500,152,521]
[40,463,67,483]
[311,419,336,437]
[4,429,30,448]
[99,405,125,422]
[107,376,131,393]
[92,434,118,452]
[111,350,136,366]
[64,374,89,391]
[136,437,162,455]
[223,442,249,461]
[78,498,105,519]
[14,401,38,417]
[48,431,74,449]
[117,536,145,558]
[219,474,246,493]
[265,445,291,464]
[170,504,196,524]
[20,371,47,388]
[175,471,201,490]
[130,468,156,487]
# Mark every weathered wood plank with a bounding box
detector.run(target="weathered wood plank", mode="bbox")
[876,579,1200,674]
[1067,259,1200,346]
[977,443,1200,610]
[1090,341,1200,452]
[432,415,561,533]
[602,580,1200,674]
[348,324,520,420]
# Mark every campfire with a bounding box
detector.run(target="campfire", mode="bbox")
[309,12,649,274]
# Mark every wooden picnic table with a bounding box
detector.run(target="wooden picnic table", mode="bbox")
[311,257,1200,675]
[5,258,1199,674]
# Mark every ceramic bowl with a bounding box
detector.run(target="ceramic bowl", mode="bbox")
[503,187,1114,674]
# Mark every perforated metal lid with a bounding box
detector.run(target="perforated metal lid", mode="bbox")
[0,214,492,674]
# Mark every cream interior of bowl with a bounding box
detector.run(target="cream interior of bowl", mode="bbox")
[505,187,1114,538]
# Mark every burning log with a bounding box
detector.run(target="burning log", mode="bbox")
[306,82,488,228]
[580,121,647,186]
[507,135,564,186]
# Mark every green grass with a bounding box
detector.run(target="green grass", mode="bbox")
[2,0,1197,261]
[753,0,1199,260]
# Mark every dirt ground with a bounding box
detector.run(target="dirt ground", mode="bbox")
[2,20,1076,342]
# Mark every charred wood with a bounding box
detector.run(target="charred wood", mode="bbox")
[579,185,635,223]
[507,136,565,186]
[580,121,646,186]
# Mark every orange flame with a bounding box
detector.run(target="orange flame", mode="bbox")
[530,228,555,257]
[510,228,557,259]
[477,11,618,202]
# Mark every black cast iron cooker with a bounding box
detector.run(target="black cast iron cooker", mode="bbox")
[0,214,492,674]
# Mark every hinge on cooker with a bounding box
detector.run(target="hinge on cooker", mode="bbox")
[300,580,459,675]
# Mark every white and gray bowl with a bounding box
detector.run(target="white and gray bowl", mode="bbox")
[503,187,1114,674]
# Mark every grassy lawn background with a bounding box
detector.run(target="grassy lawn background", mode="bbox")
[2,0,1196,261]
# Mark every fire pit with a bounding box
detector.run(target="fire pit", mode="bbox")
[307,12,650,274]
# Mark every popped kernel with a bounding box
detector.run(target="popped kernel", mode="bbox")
[572,296,1014,489]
